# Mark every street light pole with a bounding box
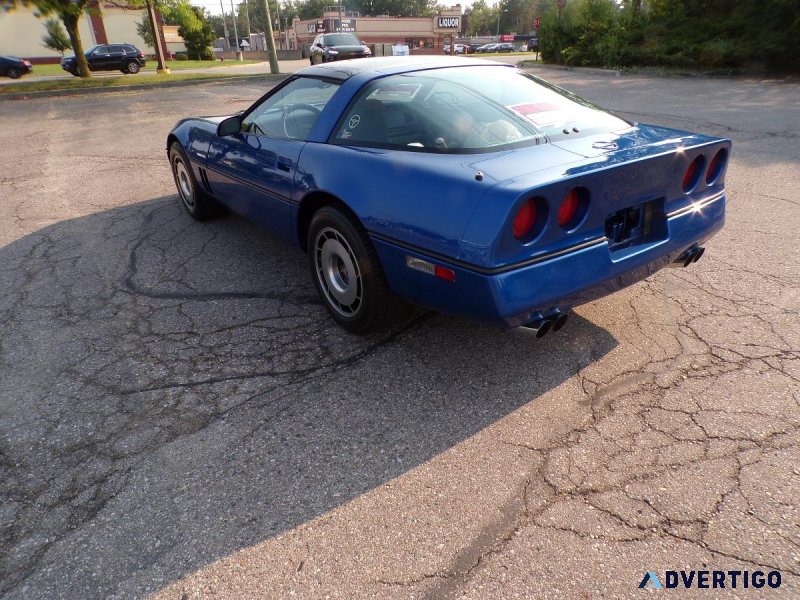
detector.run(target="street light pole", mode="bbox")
[496,6,507,41]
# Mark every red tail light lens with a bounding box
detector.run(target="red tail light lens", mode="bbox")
[557,187,588,230]
[558,189,579,227]
[706,148,727,185]
[513,198,537,240]
[682,156,705,193]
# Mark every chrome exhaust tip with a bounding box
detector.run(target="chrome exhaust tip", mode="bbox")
[517,317,553,338]
[670,245,704,268]
[552,312,569,332]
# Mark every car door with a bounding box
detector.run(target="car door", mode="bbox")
[206,76,340,240]
[108,45,126,69]
[88,45,113,70]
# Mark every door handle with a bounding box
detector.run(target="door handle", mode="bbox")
[277,157,292,172]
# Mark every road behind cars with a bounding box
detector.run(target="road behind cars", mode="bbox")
[0,70,798,598]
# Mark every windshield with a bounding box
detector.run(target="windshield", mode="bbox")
[323,34,360,46]
[332,66,630,153]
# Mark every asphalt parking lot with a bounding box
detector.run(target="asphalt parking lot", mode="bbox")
[1,69,798,599]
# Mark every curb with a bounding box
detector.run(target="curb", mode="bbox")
[517,61,621,76]
[0,73,289,101]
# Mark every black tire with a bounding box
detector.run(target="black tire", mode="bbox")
[169,142,226,221]
[126,61,140,74]
[7,67,21,79]
[307,206,392,334]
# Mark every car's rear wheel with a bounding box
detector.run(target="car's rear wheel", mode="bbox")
[126,61,140,74]
[307,206,391,334]
[7,67,21,79]
[169,142,226,220]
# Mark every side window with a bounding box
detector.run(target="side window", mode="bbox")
[241,77,339,140]
[110,45,124,54]
[94,46,110,56]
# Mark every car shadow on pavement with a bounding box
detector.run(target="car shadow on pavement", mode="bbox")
[0,195,617,598]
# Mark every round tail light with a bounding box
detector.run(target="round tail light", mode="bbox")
[682,155,705,193]
[557,187,588,230]
[706,148,727,185]
[513,198,537,240]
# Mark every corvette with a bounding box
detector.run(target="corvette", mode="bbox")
[167,57,729,335]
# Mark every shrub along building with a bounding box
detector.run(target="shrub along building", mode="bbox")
[290,6,465,54]
[0,2,183,64]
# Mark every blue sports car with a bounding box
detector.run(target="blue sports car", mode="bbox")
[167,57,728,335]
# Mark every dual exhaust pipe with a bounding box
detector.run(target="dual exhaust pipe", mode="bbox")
[671,245,705,268]
[516,245,706,339]
[517,310,569,339]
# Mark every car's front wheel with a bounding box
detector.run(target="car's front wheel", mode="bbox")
[126,61,140,74]
[7,67,21,79]
[307,206,391,334]
[169,142,226,221]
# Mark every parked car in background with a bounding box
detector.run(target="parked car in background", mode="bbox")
[466,43,483,54]
[167,56,729,335]
[309,33,371,65]
[495,43,515,53]
[61,44,146,76]
[0,55,33,79]
[482,43,500,53]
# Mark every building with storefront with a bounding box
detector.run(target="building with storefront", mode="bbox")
[291,6,465,53]
[0,3,183,64]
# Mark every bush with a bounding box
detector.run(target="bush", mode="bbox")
[174,53,189,61]
[199,48,215,61]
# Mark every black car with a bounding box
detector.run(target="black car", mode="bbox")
[309,33,371,65]
[0,56,33,79]
[61,44,146,76]
[495,43,515,53]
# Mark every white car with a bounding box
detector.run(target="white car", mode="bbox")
[442,44,465,55]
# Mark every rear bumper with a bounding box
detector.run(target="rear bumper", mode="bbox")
[373,192,726,328]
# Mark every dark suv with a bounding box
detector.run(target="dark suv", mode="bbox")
[309,33,371,65]
[61,44,146,76]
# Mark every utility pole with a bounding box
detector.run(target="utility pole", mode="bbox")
[231,0,242,59]
[276,0,282,50]
[244,0,251,38]
[219,0,230,50]
[147,0,170,73]
[259,0,280,74]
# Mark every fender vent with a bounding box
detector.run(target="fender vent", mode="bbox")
[198,167,212,193]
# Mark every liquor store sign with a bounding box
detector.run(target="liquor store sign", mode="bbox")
[434,15,461,31]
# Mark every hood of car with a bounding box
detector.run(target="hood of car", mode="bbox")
[327,45,366,53]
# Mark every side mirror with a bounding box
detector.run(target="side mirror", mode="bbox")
[217,115,242,136]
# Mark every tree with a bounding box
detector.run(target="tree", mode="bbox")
[178,6,215,59]
[465,0,493,36]
[137,1,203,49]
[10,0,94,77]
[41,16,71,55]
[137,15,155,48]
